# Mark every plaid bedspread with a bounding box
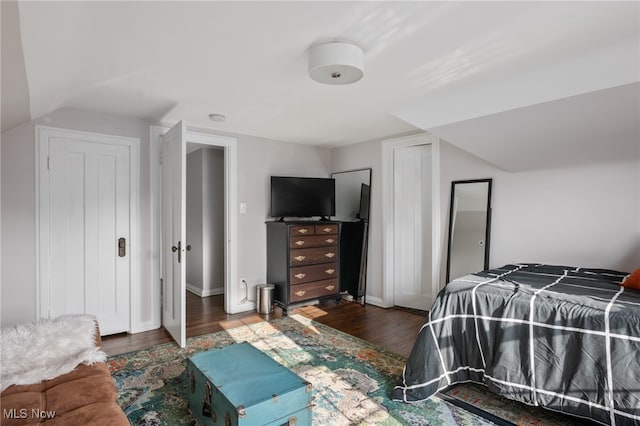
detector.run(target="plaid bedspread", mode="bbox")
[391,263,640,426]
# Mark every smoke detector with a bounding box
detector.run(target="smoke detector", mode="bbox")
[208,113,226,122]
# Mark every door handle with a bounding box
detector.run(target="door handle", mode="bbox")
[171,242,192,263]
[172,241,182,263]
[171,241,191,263]
[118,237,126,257]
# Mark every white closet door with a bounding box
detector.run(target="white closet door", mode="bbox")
[393,144,433,310]
[45,136,131,335]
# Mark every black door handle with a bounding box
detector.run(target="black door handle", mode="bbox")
[171,241,182,263]
[118,237,126,257]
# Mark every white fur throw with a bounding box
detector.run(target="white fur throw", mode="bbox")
[0,314,107,392]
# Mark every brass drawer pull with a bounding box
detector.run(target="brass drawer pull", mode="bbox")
[298,229,308,234]
[324,269,335,274]
[324,252,335,258]
[294,273,306,279]
[294,240,305,246]
[295,290,306,297]
[325,285,335,291]
[294,255,306,261]
[325,238,335,244]
[322,227,332,233]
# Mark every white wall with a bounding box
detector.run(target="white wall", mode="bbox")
[202,147,224,295]
[441,140,640,274]
[236,134,331,302]
[490,160,639,271]
[2,122,37,325]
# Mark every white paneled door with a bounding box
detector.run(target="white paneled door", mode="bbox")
[39,128,137,335]
[392,144,433,310]
[160,121,187,348]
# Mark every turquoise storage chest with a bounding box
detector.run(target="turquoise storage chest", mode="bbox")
[186,342,312,426]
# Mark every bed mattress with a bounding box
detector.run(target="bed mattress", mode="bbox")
[392,263,640,426]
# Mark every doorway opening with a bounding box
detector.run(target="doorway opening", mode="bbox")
[185,145,225,311]
[150,124,238,345]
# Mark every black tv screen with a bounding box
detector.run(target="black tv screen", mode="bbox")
[270,176,335,219]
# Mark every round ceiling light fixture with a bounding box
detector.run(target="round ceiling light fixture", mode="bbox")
[308,42,364,85]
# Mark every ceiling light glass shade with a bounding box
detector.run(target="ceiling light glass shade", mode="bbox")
[308,42,364,85]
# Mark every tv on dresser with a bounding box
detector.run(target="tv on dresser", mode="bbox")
[267,176,341,313]
[270,176,335,220]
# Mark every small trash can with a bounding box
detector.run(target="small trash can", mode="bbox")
[256,284,275,315]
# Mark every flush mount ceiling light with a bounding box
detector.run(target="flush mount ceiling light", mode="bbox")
[308,42,364,85]
[208,113,226,122]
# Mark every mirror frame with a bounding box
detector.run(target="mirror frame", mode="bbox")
[331,168,372,222]
[331,168,372,305]
[445,178,492,284]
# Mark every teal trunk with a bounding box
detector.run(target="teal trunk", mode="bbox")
[186,342,313,426]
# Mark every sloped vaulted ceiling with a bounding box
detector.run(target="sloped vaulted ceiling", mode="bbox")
[2,1,639,171]
[1,1,31,132]
[427,82,640,172]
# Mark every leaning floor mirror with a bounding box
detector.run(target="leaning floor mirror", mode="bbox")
[331,168,371,305]
[446,179,492,283]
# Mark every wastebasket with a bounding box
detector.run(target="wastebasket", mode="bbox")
[256,284,275,315]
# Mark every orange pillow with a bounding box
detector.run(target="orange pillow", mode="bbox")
[622,268,640,290]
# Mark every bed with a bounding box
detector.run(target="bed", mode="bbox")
[391,263,640,426]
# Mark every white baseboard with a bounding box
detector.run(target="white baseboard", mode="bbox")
[186,283,224,297]
[227,301,256,314]
[207,286,224,296]
[364,296,390,308]
[129,319,160,334]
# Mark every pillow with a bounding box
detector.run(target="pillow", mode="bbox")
[622,268,640,290]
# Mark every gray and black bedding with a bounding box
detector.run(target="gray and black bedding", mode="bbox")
[391,263,640,426]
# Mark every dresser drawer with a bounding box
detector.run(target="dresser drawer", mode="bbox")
[290,279,338,302]
[315,224,338,235]
[290,234,338,249]
[289,247,338,266]
[290,225,315,236]
[290,263,338,284]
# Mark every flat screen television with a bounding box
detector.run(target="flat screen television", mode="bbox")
[270,176,335,219]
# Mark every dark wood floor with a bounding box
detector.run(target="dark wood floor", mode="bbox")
[101,292,427,358]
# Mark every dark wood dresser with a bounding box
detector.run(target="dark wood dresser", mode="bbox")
[266,221,341,314]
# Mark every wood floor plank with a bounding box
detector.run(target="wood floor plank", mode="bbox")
[101,292,426,358]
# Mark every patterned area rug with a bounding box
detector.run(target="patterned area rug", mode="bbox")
[108,315,575,425]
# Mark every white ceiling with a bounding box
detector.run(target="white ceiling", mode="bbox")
[2,1,639,171]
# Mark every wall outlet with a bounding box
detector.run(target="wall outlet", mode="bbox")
[239,278,249,303]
